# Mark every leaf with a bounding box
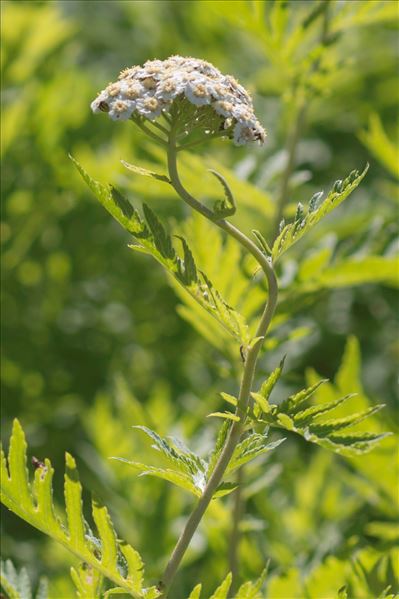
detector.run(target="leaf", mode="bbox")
[175,236,197,284]
[121,160,171,183]
[71,156,249,344]
[267,390,390,456]
[142,204,175,260]
[259,356,286,401]
[220,392,238,407]
[209,572,232,599]
[279,380,329,413]
[307,405,385,436]
[207,420,231,477]
[70,563,102,599]
[272,165,369,261]
[227,434,285,475]
[250,392,272,414]
[133,425,207,476]
[188,583,202,599]
[207,411,241,422]
[112,458,204,497]
[293,395,353,427]
[234,566,268,598]
[209,169,236,218]
[252,229,272,256]
[0,420,158,599]
[1,559,46,599]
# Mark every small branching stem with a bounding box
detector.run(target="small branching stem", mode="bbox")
[159,128,278,596]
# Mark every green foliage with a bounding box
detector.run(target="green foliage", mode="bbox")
[112,425,282,498]
[2,1,398,597]
[272,166,369,261]
[359,113,399,179]
[71,156,249,346]
[250,346,390,456]
[1,420,159,599]
[186,567,269,599]
[208,169,236,219]
[1,560,48,599]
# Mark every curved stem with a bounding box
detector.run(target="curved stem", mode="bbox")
[158,131,278,596]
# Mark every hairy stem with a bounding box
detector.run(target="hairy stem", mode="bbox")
[158,130,278,596]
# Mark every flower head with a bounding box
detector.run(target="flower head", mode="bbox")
[91,56,266,146]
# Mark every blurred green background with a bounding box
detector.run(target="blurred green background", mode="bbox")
[2,1,398,597]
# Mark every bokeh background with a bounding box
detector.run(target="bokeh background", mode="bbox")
[2,1,398,597]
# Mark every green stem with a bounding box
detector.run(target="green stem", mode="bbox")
[158,130,278,596]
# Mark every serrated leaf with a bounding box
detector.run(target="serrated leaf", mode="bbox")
[207,411,241,422]
[133,426,206,476]
[64,453,87,552]
[308,405,384,436]
[188,583,202,599]
[213,482,238,498]
[272,165,369,260]
[207,420,231,477]
[1,560,48,599]
[119,543,144,595]
[0,420,154,598]
[227,434,285,474]
[259,356,286,401]
[220,392,238,407]
[70,563,102,599]
[7,419,32,511]
[112,459,202,497]
[71,155,145,235]
[121,160,171,183]
[72,157,249,344]
[252,229,272,256]
[175,236,197,284]
[92,499,118,571]
[142,204,175,260]
[235,565,268,598]
[279,380,328,413]
[276,413,295,430]
[104,588,130,598]
[250,392,272,414]
[209,169,236,218]
[293,395,353,426]
[209,572,232,599]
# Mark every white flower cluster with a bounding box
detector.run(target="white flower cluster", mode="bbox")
[91,56,266,146]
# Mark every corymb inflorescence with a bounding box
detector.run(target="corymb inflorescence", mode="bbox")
[91,55,266,146]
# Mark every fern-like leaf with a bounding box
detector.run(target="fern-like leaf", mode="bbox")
[113,424,282,499]
[71,156,249,345]
[209,169,236,218]
[121,159,171,183]
[0,420,159,599]
[252,380,390,456]
[70,563,102,599]
[272,165,368,261]
[1,559,48,599]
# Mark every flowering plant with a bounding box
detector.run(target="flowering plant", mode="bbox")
[91,56,266,147]
[1,52,392,599]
